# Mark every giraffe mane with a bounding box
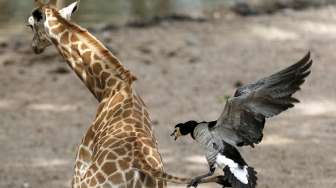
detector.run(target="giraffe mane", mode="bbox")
[34,0,58,9]
[48,0,62,9]
[34,0,45,7]
[51,10,115,62]
[48,0,57,6]
[51,9,137,83]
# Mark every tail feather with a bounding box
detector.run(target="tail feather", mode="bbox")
[223,166,257,188]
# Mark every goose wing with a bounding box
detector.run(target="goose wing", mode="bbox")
[211,52,312,147]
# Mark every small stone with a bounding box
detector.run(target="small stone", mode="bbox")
[0,41,8,48]
[2,59,15,66]
[161,68,168,75]
[185,36,199,46]
[189,57,200,64]
[142,59,152,65]
[49,66,69,74]
[166,51,177,58]
[22,182,30,188]
[18,69,26,74]
[52,174,60,180]
[152,120,159,125]
[138,46,152,54]
[234,80,243,88]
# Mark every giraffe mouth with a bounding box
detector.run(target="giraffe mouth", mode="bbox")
[33,46,44,54]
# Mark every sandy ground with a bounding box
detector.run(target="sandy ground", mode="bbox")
[1,6,336,188]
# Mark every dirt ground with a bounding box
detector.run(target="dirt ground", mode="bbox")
[0,6,336,188]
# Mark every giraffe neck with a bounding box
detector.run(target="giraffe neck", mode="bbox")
[43,8,136,101]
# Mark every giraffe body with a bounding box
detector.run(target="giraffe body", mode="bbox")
[73,85,166,188]
[44,6,166,188]
[27,1,194,187]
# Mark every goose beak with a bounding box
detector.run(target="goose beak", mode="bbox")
[170,128,181,140]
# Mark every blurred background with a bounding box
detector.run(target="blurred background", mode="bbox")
[0,0,336,188]
[0,0,225,28]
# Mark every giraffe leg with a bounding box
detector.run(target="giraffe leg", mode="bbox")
[139,171,164,188]
[78,161,128,188]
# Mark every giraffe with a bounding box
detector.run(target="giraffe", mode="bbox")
[27,1,222,188]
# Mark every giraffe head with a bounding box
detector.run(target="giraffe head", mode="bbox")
[27,0,79,54]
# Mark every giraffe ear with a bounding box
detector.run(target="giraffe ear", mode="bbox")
[59,1,79,20]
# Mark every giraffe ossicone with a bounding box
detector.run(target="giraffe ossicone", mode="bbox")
[27,1,221,187]
[59,1,78,20]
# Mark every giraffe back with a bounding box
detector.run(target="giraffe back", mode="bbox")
[73,85,167,188]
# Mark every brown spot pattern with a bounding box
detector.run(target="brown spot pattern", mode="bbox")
[60,31,70,44]
[102,162,117,175]
[42,8,171,188]
[92,63,103,76]
[79,148,91,162]
[109,173,123,184]
[96,172,106,183]
[107,78,117,87]
[81,43,89,50]
[89,177,97,186]
[70,34,79,42]
[118,159,129,170]
[82,51,92,65]
[51,25,65,34]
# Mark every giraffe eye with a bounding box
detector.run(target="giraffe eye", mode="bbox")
[32,9,43,22]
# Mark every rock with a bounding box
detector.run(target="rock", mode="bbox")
[2,59,15,66]
[185,37,199,46]
[18,69,26,75]
[161,68,169,75]
[0,41,8,48]
[152,120,159,125]
[142,59,152,65]
[49,66,70,74]
[22,182,30,188]
[166,50,177,58]
[138,46,152,55]
[189,57,200,64]
[234,80,243,88]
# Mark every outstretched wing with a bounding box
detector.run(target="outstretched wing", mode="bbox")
[211,52,312,147]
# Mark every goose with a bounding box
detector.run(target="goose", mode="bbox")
[171,52,312,188]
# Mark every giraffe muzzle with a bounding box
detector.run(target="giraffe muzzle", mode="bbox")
[33,46,44,54]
